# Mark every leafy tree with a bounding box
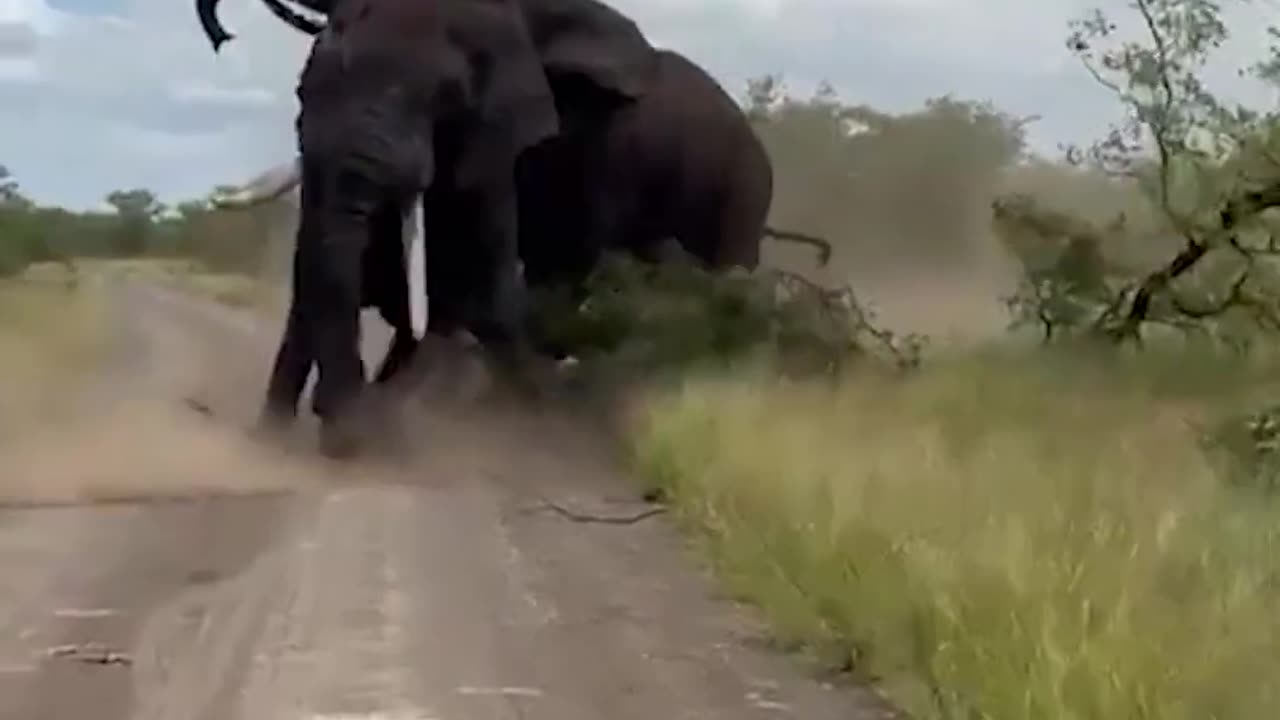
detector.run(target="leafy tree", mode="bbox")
[103,188,163,256]
[995,0,1280,345]
[0,164,20,206]
[0,164,39,276]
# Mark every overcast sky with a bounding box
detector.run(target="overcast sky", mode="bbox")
[1,0,1279,209]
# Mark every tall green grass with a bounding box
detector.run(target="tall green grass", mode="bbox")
[631,349,1280,719]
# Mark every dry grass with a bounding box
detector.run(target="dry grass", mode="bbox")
[0,265,107,431]
[631,348,1280,719]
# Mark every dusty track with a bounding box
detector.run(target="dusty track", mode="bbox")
[0,278,897,719]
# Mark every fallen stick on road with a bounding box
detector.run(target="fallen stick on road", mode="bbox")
[46,643,133,666]
[529,498,666,525]
[183,397,215,417]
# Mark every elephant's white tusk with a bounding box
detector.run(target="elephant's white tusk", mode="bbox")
[214,157,302,208]
[405,196,427,339]
[248,157,302,202]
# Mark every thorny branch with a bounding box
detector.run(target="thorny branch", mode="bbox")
[47,643,132,666]
[768,269,925,370]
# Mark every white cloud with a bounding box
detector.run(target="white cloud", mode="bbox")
[0,0,1278,209]
[0,56,36,80]
[0,0,66,36]
[168,80,277,108]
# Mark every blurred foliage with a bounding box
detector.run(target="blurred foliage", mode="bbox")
[1201,402,1280,496]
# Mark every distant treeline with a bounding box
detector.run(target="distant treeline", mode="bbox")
[1,78,1042,282]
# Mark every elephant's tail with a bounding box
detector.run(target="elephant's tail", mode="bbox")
[762,225,833,267]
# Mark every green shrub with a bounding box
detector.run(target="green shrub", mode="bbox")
[527,253,923,383]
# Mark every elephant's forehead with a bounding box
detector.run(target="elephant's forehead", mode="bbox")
[328,0,445,39]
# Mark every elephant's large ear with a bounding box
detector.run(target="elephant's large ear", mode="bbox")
[519,0,658,99]
[450,5,562,190]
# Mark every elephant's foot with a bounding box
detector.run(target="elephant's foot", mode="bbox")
[319,420,363,460]
[250,403,296,445]
[316,389,409,461]
[318,404,373,460]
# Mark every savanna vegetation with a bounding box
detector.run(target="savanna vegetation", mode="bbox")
[631,2,1280,718]
[4,0,1280,715]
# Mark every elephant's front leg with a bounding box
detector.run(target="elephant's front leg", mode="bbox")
[260,294,314,427]
[258,217,323,432]
[298,194,373,458]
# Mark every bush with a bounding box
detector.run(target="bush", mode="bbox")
[527,253,924,384]
[0,241,29,278]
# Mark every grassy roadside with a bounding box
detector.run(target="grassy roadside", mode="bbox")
[0,263,108,434]
[87,258,286,313]
[629,346,1280,719]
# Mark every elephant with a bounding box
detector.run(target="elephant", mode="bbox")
[204,46,835,391]
[197,0,570,457]
[209,0,662,350]
[195,0,660,455]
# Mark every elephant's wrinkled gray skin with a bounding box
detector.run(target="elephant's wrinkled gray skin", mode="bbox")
[405,45,838,362]
[199,0,562,458]
[517,48,833,321]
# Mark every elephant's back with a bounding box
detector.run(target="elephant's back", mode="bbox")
[646,50,771,201]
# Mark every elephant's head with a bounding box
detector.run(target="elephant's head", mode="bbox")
[196,0,660,105]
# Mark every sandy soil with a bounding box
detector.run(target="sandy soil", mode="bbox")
[0,277,899,719]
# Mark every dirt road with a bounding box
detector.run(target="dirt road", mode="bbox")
[0,278,896,719]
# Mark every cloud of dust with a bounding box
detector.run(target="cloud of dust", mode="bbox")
[0,398,323,507]
[758,100,1030,344]
[0,271,342,508]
